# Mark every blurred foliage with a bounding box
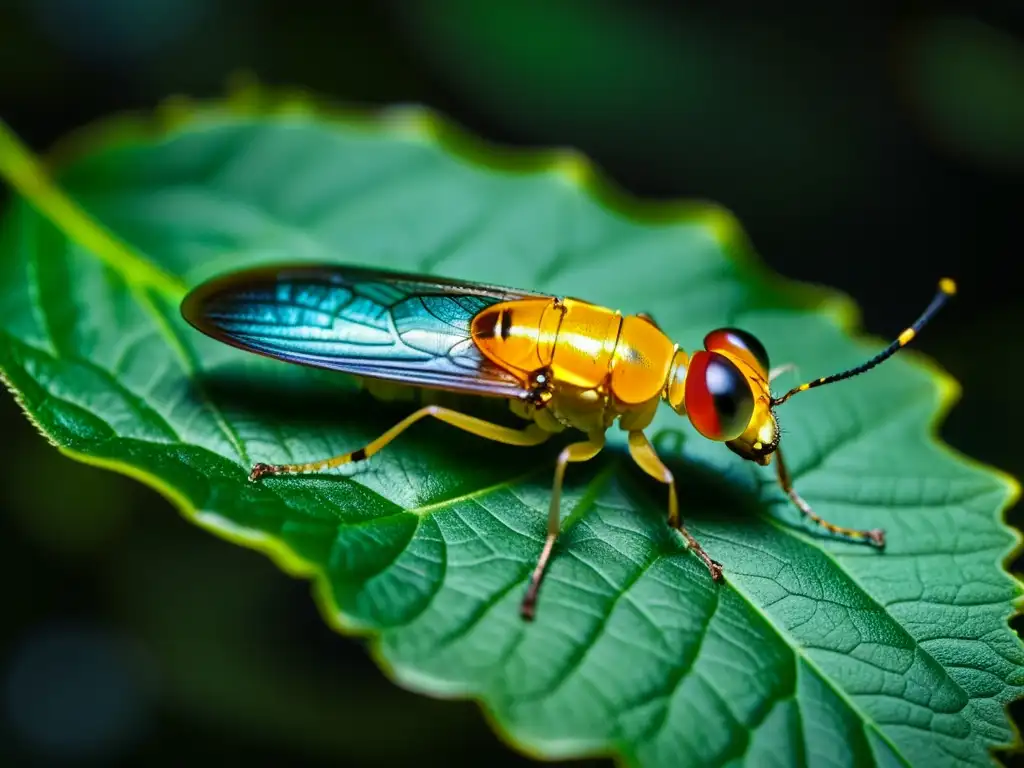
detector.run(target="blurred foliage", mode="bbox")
[0,0,1021,765]
[898,15,1024,171]
[3,431,133,556]
[396,1,1024,182]
[394,0,879,216]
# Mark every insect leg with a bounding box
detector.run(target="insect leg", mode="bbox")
[626,431,724,581]
[248,405,551,481]
[520,433,606,621]
[774,445,885,547]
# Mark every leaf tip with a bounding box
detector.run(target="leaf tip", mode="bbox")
[550,149,591,187]
[377,105,443,145]
[696,201,745,248]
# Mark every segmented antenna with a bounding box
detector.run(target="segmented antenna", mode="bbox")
[770,278,957,407]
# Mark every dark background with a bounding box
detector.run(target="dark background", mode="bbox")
[1,1,1022,765]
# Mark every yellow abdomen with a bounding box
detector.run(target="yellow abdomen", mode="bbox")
[471,298,676,406]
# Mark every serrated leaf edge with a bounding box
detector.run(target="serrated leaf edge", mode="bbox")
[0,80,1020,765]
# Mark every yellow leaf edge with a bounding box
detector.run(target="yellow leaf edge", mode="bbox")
[0,74,1020,765]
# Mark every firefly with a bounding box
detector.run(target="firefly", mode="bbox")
[182,265,955,620]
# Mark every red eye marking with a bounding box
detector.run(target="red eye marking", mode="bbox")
[685,351,722,440]
[684,350,755,441]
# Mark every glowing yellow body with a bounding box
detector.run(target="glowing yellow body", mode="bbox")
[471,297,681,434]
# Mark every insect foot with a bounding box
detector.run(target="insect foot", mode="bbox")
[248,463,278,482]
[866,528,886,548]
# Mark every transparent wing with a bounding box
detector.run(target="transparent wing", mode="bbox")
[181,264,548,399]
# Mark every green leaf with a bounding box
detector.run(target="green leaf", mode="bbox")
[1,89,1021,767]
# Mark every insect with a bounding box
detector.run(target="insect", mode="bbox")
[181,265,956,620]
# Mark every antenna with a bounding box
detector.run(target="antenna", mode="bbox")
[770,278,957,408]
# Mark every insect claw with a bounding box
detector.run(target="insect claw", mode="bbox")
[248,462,275,482]
[709,560,724,582]
[866,528,886,548]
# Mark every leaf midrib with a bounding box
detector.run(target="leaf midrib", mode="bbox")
[0,122,184,297]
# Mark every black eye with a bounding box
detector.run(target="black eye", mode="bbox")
[685,351,755,441]
[703,327,770,375]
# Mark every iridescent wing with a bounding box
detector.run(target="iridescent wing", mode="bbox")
[181,264,549,399]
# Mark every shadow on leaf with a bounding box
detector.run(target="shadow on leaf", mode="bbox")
[195,365,770,537]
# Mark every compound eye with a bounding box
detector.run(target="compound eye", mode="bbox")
[703,327,770,376]
[684,351,755,441]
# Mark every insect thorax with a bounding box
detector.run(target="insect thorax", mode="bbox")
[473,298,676,394]
[473,297,679,435]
